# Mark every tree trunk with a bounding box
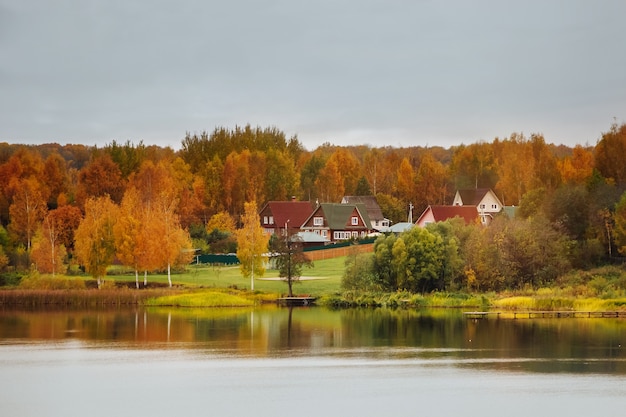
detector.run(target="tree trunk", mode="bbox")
[144,270,148,286]
[287,277,293,297]
[135,269,139,289]
[167,263,172,288]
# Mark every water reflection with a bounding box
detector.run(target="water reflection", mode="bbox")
[1,306,626,374]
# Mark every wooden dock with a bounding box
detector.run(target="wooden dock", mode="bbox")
[463,311,626,319]
[277,296,317,306]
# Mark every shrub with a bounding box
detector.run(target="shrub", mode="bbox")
[19,272,86,290]
[0,272,22,287]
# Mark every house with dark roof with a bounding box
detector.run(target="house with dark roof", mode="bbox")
[415,205,480,227]
[301,203,373,243]
[452,188,503,225]
[258,199,314,236]
[340,195,390,231]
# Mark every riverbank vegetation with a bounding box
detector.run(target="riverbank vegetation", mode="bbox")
[2,123,626,307]
[3,256,626,311]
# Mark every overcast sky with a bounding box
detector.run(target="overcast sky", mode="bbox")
[1,0,625,151]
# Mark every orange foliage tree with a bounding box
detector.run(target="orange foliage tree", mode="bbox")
[315,157,345,203]
[76,154,125,207]
[30,213,67,276]
[558,145,594,184]
[8,177,49,252]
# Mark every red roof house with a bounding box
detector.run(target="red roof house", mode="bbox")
[415,205,479,227]
[258,199,315,236]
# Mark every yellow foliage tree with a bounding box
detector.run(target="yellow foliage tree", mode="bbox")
[235,200,269,291]
[74,195,119,288]
[114,187,144,288]
[206,211,236,233]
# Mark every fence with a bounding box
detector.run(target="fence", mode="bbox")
[193,238,376,264]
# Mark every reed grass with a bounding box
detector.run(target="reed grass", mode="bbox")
[0,288,171,307]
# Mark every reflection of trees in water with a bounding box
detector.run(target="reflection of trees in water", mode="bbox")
[2,308,626,373]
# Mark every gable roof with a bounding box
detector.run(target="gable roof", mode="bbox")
[389,222,414,233]
[456,188,492,206]
[417,205,479,225]
[312,203,373,229]
[296,231,328,243]
[261,201,314,228]
[341,196,384,221]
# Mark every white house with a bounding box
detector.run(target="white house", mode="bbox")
[452,188,503,225]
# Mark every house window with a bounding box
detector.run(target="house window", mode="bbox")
[269,216,274,225]
[351,216,358,226]
[334,231,351,240]
[352,231,358,238]
[322,230,327,238]
[479,204,486,209]
[263,216,268,225]
[492,204,498,209]
[313,217,323,226]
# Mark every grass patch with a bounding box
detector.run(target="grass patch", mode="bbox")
[145,290,255,307]
[111,256,345,296]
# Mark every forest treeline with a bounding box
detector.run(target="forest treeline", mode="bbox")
[2,123,626,291]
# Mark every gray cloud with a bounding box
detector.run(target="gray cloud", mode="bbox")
[1,0,625,150]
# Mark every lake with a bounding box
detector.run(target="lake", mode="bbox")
[1,306,625,416]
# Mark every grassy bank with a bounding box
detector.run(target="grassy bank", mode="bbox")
[3,258,626,310]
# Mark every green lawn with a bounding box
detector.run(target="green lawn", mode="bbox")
[110,256,346,296]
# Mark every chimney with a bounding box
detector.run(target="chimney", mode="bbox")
[291,196,296,202]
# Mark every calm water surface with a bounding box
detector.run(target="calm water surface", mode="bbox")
[1,306,625,416]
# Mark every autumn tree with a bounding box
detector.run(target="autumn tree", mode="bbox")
[129,160,192,287]
[47,205,82,253]
[43,152,69,208]
[0,148,45,224]
[265,149,299,202]
[595,123,626,185]
[299,154,325,202]
[450,141,497,189]
[270,233,312,297]
[494,134,535,206]
[235,200,270,291]
[415,151,448,210]
[104,140,146,179]
[76,154,125,206]
[144,196,193,287]
[315,157,345,203]
[376,193,406,224]
[362,147,383,195]
[74,195,119,288]
[170,157,205,228]
[529,134,561,190]
[204,211,237,254]
[613,192,626,257]
[206,211,236,233]
[395,157,416,205]
[30,216,67,276]
[114,187,144,288]
[193,155,222,215]
[558,145,594,184]
[329,148,361,196]
[464,216,571,290]
[223,150,266,216]
[8,177,49,252]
